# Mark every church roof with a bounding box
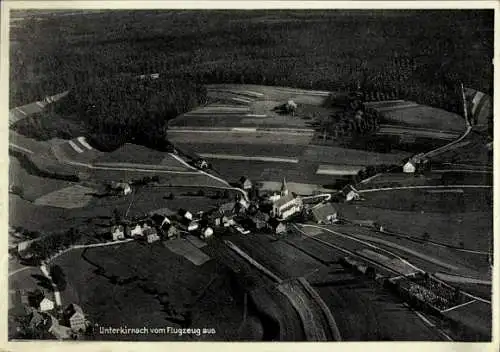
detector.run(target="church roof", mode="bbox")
[273,193,295,208]
[280,178,288,192]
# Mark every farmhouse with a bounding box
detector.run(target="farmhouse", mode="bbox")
[111,225,125,241]
[17,239,35,253]
[239,176,253,190]
[270,178,303,220]
[403,153,428,174]
[310,203,338,224]
[144,227,160,243]
[166,225,179,239]
[269,218,287,235]
[179,209,193,221]
[111,182,132,195]
[403,160,416,173]
[64,303,87,332]
[130,224,144,237]
[201,227,214,239]
[39,297,55,312]
[341,185,360,202]
[187,221,199,232]
[151,213,171,227]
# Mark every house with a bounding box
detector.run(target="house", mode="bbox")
[111,225,125,241]
[64,303,87,332]
[130,224,144,237]
[39,297,55,312]
[403,160,416,173]
[187,221,199,232]
[143,227,160,243]
[112,182,132,195]
[270,178,302,220]
[151,214,171,228]
[269,218,287,235]
[310,203,338,224]
[403,153,427,174]
[166,225,179,239]
[236,195,250,212]
[17,239,35,254]
[201,227,214,239]
[239,176,253,190]
[179,209,193,221]
[341,185,360,202]
[286,100,298,115]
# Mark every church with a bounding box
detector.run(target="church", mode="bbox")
[269,178,303,220]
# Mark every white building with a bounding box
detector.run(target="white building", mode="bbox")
[270,178,302,220]
[111,225,125,241]
[144,228,160,243]
[403,160,416,173]
[188,221,199,232]
[39,297,55,312]
[130,224,144,237]
[201,227,214,239]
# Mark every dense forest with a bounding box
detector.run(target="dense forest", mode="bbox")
[13,76,207,150]
[9,10,494,147]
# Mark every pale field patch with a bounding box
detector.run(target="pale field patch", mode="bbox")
[34,184,96,209]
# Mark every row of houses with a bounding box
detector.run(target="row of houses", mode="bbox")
[108,177,343,244]
[110,207,216,244]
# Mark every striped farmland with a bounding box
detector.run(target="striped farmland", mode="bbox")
[464,88,492,126]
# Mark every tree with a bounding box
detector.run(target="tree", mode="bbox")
[50,265,67,291]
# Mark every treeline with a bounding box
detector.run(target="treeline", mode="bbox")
[13,76,208,151]
[313,96,381,142]
[21,228,83,264]
[10,11,492,127]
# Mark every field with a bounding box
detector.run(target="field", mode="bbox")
[33,184,96,208]
[9,195,87,233]
[9,156,75,201]
[45,242,243,340]
[314,280,442,340]
[338,203,493,252]
[375,105,466,132]
[360,187,492,213]
[94,143,190,170]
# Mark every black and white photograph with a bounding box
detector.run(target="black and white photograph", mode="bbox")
[5,4,495,343]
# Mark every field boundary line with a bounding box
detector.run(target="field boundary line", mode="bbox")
[223,240,282,283]
[297,277,343,341]
[359,185,492,193]
[439,299,476,313]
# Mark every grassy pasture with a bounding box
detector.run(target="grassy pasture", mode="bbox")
[338,204,492,251]
[377,105,466,132]
[33,185,96,209]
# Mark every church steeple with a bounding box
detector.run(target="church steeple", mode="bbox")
[280,177,289,196]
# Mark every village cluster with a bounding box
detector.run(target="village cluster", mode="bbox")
[106,177,350,245]
[9,288,89,340]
